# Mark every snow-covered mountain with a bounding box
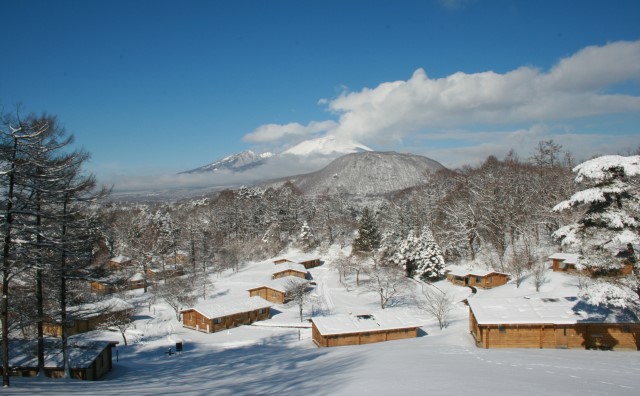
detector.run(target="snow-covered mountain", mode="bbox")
[180,150,274,174]
[282,136,372,156]
[264,151,446,196]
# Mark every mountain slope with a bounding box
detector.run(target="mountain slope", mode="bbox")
[283,136,372,156]
[180,150,274,174]
[265,151,446,196]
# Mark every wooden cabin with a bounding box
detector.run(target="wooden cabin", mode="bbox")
[272,263,308,280]
[247,276,307,304]
[312,311,421,347]
[106,255,132,271]
[181,296,272,333]
[548,253,580,272]
[468,296,640,350]
[128,272,146,290]
[273,256,321,269]
[1,339,117,381]
[445,266,509,289]
[90,279,118,294]
[145,264,184,283]
[44,298,133,337]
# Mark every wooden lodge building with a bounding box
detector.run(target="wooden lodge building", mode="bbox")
[0,339,118,380]
[468,296,640,350]
[247,276,307,304]
[312,311,422,347]
[181,296,272,334]
[445,265,509,289]
[127,272,146,290]
[549,252,635,276]
[272,263,308,280]
[43,298,133,337]
[106,255,132,271]
[273,256,322,269]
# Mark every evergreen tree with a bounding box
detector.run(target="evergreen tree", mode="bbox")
[352,207,380,252]
[393,227,446,281]
[553,155,640,274]
[552,155,640,315]
[298,221,315,250]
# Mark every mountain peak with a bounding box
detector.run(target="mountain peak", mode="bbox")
[283,136,372,156]
[180,150,274,174]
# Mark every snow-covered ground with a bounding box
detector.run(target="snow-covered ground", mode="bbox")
[5,247,640,395]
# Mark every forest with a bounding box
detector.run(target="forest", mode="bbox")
[2,111,639,385]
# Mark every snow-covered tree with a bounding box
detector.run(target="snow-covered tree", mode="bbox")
[392,227,446,281]
[298,221,316,251]
[552,155,640,274]
[352,207,381,252]
[553,155,640,315]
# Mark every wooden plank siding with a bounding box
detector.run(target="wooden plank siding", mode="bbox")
[182,307,270,334]
[312,324,418,348]
[469,308,640,350]
[447,272,509,289]
[272,269,307,280]
[248,287,287,304]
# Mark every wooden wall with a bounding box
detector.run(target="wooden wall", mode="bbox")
[272,270,306,280]
[448,273,508,289]
[182,307,271,333]
[312,324,417,347]
[469,309,640,350]
[249,287,286,303]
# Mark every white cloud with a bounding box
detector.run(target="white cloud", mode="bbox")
[243,120,337,143]
[327,41,640,144]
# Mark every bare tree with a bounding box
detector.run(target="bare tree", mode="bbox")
[332,251,349,284]
[419,285,454,330]
[366,266,405,309]
[96,300,135,346]
[157,277,197,321]
[285,278,311,322]
[531,260,549,292]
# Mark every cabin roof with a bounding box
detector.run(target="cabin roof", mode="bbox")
[181,296,272,319]
[548,253,580,264]
[468,296,638,325]
[273,263,307,273]
[273,255,320,264]
[247,276,307,293]
[312,311,422,336]
[67,297,133,320]
[0,339,117,369]
[445,265,508,277]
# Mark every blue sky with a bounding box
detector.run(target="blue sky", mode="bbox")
[2,0,639,190]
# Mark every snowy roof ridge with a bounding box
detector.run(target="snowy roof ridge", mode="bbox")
[468,296,638,325]
[247,276,307,293]
[182,296,273,319]
[273,263,307,273]
[312,311,422,336]
[548,253,580,264]
[444,265,508,277]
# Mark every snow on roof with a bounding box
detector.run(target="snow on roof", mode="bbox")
[129,272,145,281]
[273,263,307,273]
[444,265,508,277]
[247,276,307,293]
[110,255,131,263]
[68,297,133,320]
[548,253,580,264]
[273,255,320,264]
[181,296,273,319]
[468,296,638,325]
[312,311,422,336]
[1,339,116,369]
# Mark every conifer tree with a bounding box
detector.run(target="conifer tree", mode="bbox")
[352,207,381,252]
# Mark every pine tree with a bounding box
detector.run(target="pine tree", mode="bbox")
[393,227,446,281]
[553,155,640,274]
[552,155,640,315]
[298,221,315,250]
[352,207,381,252]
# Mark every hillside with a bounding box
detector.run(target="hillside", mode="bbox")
[7,246,639,395]
[265,151,446,196]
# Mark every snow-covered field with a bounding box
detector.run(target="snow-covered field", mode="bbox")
[5,247,640,395]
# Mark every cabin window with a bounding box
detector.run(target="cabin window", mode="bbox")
[563,327,567,336]
[214,318,222,324]
[189,313,193,321]
[272,292,278,298]
[622,325,631,333]
[498,326,506,333]
[258,308,266,314]
[475,276,482,283]
[201,316,205,324]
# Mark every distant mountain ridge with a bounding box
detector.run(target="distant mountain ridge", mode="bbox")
[283,136,372,156]
[180,150,274,174]
[263,151,446,196]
